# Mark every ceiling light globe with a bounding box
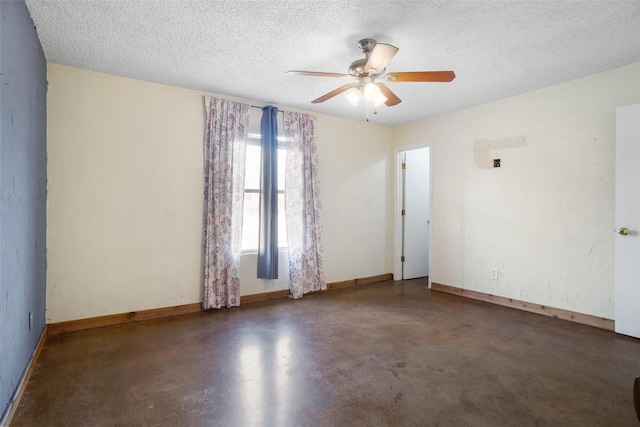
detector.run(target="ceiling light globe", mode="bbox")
[363,83,379,101]
[373,92,387,107]
[345,88,361,106]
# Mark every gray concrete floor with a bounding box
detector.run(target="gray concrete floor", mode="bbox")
[12,280,640,426]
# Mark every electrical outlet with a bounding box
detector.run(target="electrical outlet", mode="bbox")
[490,268,499,280]
[29,311,33,331]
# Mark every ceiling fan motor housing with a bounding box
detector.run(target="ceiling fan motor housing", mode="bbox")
[348,58,368,77]
[357,38,377,56]
[350,38,383,77]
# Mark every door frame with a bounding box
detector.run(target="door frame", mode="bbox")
[393,142,433,286]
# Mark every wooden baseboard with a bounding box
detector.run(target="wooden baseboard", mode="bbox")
[240,289,290,305]
[1,325,48,426]
[431,282,615,331]
[327,273,393,290]
[47,273,393,336]
[48,302,204,336]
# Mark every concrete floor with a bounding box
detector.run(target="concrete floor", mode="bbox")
[12,280,640,426]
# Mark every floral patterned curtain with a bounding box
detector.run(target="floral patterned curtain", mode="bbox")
[283,111,326,299]
[202,96,249,309]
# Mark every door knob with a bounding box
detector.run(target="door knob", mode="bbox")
[617,227,630,235]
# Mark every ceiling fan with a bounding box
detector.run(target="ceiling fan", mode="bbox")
[287,38,455,107]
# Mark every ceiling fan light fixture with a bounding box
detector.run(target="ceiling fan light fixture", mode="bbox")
[362,82,387,107]
[373,91,388,107]
[363,82,380,101]
[287,38,455,114]
[345,87,362,106]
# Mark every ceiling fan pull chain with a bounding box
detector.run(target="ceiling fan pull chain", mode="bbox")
[366,99,370,122]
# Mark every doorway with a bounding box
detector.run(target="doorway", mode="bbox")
[394,144,431,283]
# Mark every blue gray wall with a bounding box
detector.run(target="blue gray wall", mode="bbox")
[0,0,47,420]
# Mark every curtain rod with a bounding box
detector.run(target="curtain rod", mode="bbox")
[248,104,316,120]
[249,104,285,114]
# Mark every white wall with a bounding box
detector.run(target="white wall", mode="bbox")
[48,61,636,323]
[393,62,640,319]
[317,116,394,283]
[46,64,393,323]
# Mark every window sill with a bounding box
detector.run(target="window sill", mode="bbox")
[241,248,288,255]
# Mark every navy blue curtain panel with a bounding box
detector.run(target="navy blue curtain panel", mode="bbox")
[257,106,279,279]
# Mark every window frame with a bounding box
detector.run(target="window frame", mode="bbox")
[240,131,288,253]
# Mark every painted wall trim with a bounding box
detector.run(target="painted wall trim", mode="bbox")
[431,282,615,331]
[0,326,48,427]
[48,273,394,336]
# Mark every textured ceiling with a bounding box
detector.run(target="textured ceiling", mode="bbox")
[25,1,640,127]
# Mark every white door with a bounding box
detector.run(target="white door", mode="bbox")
[615,103,640,339]
[402,147,430,279]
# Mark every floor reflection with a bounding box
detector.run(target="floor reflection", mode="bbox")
[239,329,292,425]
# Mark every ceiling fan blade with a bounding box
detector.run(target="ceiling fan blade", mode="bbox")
[376,83,402,106]
[385,71,456,82]
[287,70,352,78]
[364,43,399,74]
[311,83,358,104]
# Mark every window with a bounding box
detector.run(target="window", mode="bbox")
[241,116,288,252]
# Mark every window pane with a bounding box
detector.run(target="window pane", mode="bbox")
[245,144,261,190]
[241,133,288,251]
[242,193,288,251]
[242,193,260,251]
[246,145,285,190]
[278,194,287,248]
[277,148,286,190]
